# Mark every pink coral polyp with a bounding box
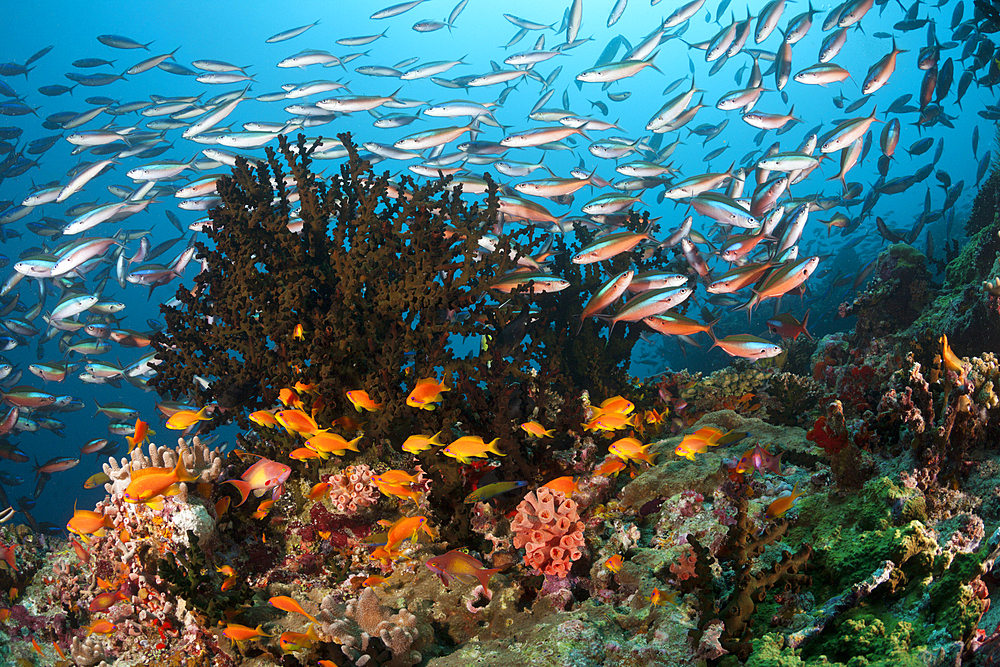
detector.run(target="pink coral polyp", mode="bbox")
[511,489,586,577]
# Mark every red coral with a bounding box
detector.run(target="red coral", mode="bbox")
[806,416,848,455]
[511,488,585,578]
[670,547,698,582]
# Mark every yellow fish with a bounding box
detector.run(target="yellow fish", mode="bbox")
[765,482,806,520]
[673,427,725,461]
[165,405,213,430]
[441,436,503,464]
[406,377,450,410]
[346,389,382,412]
[402,431,444,454]
[275,409,321,436]
[609,437,656,465]
[304,432,363,457]
[122,456,199,504]
[520,421,556,438]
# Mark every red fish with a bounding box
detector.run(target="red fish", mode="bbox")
[425,549,501,590]
[766,309,812,341]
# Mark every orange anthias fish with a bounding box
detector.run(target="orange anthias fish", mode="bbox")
[165,405,213,430]
[402,431,444,454]
[520,421,556,438]
[125,418,153,452]
[425,549,501,590]
[674,427,726,461]
[275,409,322,436]
[122,455,199,504]
[304,432,363,457]
[88,589,127,613]
[269,595,319,624]
[593,456,629,477]
[542,476,580,495]
[279,624,320,653]
[251,499,276,520]
[609,437,656,465]
[86,619,117,635]
[406,377,450,410]
[583,411,639,432]
[67,505,111,538]
[249,410,280,429]
[649,587,678,607]
[217,565,239,591]
[290,447,323,461]
[279,387,304,409]
[223,456,292,506]
[765,482,806,520]
[223,623,272,649]
[441,436,504,464]
[346,389,383,412]
[594,395,635,417]
[308,482,332,501]
[292,323,306,341]
[604,555,623,573]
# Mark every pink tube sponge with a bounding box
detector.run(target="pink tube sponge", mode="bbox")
[511,488,585,578]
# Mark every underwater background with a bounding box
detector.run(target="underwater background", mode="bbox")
[1,0,1000,664]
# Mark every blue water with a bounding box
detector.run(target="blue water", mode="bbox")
[0,0,989,528]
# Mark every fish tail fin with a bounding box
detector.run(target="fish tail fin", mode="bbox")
[486,437,504,456]
[173,454,199,484]
[801,308,813,340]
[223,479,252,506]
[429,430,445,446]
[478,567,501,590]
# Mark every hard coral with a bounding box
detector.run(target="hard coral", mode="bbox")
[327,465,379,516]
[511,488,586,578]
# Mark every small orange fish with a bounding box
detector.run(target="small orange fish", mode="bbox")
[441,436,503,464]
[165,405,213,430]
[249,410,280,429]
[649,587,677,607]
[542,476,580,496]
[596,395,635,416]
[406,377,450,410]
[384,515,434,550]
[292,323,306,340]
[217,565,239,591]
[88,589,127,613]
[251,499,276,520]
[278,387,303,409]
[125,417,152,452]
[609,437,656,465]
[593,456,628,477]
[346,389,382,412]
[583,412,638,432]
[425,549,501,590]
[86,619,117,635]
[520,421,556,438]
[31,636,43,655]
[308,482,332,500]
[0,608,9,623]
[605,555,623,573]
[278,624,319,653]
[53,640,66,659]
[362,575,386,587]
[674,427,726,461]
[215,496,231,517]
[269,595,319,624]
[304,432,363,457]
[765,482,805,520]
[293,380,318,394]
[123,455,199,504]
[66,504,110,537]
[401,431,444,454]
[289,447,324,461]
[275,409,321,436]
[223,623,272,649]
[70,537,89,564]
